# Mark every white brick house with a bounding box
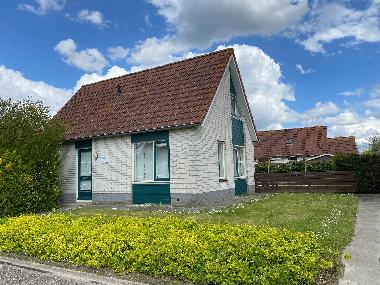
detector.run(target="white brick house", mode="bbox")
[57,49,258,205]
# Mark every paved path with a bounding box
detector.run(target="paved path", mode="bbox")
[339,194,380,285]
[0,255,147,285]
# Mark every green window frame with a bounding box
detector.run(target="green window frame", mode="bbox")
[134,140,170,182]
[218,141,226,180]
[233,146,246,178]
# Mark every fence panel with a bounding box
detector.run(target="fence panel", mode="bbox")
[255,171,357,193]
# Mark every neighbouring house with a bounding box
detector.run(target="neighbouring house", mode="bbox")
[56,48,258,205]
[255,126,357,163]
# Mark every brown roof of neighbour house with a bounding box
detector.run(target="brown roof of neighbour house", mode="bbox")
[328,136,358,154]
[255,126,358,161]
[255,126,329,160]
[56,48,241,141]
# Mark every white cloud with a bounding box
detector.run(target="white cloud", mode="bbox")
[77,9,104,26]
[338,88,364,97]
[19,0,65,15]
[364,99,380,109]
[144,14,152,27]
[54,39,108,72]
[74,65,128,91]
[217,44,297,130]
[328,116,380,146]
[296,2,380,53]
[149,0,308,47]
[107,46,129,61]
[295,63,314,74]
[129,0,308,66]
[370,84,380,97]
[0,65,72,113]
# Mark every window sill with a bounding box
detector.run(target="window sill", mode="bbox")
[234,176,246,179]
[133,181,170,184]
[219,178,228,182]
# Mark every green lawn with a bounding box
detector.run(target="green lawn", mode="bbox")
[69,193,358,252]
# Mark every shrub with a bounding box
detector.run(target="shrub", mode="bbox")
[0,214,333,285]
[0,99,65,216]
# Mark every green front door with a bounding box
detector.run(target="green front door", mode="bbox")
[78,149,92,200]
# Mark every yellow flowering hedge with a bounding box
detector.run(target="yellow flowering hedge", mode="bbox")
[0,214,332,284]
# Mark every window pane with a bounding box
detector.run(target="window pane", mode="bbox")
[156,142,169,179]
[135,142,154,182]
[80,151,91,176]
[80,180,91,191]
[218,142,225,178]
[237,147,245,177]
[233,148,238,177]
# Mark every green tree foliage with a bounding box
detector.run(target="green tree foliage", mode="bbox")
[363,132,380,155]
[0,99,65,216]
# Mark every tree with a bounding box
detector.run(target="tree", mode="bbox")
[0,99,65,216]
[363,132,380,155]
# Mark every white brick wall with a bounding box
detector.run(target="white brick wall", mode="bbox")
[92,136,132,194]
[60,142,76,200]
[169,66,255,196]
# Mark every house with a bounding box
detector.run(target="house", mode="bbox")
[57,48,258,205]
[255,126,357,163]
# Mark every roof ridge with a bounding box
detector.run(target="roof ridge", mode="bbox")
[257,126,327,133]
[81,48,234,88]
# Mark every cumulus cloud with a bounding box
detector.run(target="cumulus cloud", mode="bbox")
[364,99,380,110]
[54,39,108,72]
[370,84,380,97]
[129,0,308,66]
[339,88,364,97]
[217,44,297,130]
[19,0,65,15]
[295,63,314,74]
[74,65,128,91]
[0,65,72,113]
[295,1,380,53]
[107,46,129,61]
[76,9,104,26]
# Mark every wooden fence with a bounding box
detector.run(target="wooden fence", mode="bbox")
[255,171,357,193]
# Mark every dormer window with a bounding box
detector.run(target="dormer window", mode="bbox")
[115,84,122,96]
[285,138,293,144]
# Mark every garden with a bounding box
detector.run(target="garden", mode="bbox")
[0,99,364,284]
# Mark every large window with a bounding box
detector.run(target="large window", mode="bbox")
[134,141,169,182]
[218,141,226,179]
[233,146,245,178]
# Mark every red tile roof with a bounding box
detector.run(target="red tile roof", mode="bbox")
[255,126,329,161]
[255,126,358,161]
[328,136,358,154]
[56,48,235,141]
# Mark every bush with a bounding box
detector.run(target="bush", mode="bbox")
[0,214,333,285]
[255,160,334,173]
[0,99,65,216]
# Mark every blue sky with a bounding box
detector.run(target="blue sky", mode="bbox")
[1,0,380,147]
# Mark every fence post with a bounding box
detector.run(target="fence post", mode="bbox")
[267,157,271,173]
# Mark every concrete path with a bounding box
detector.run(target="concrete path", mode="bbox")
[0,255,147,285]
[339,194,380,285]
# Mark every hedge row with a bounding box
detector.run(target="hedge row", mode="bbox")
[0,214,333,285]
[256,154,380,193]
[0,99,64,217]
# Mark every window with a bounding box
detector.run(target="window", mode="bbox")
[134,141,169,182]
[218,142,226,179]
[285,138,293,144]
[233,146,245,178]
[231,97,241,117]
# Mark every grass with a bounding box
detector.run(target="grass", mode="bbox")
[68,193,358,252]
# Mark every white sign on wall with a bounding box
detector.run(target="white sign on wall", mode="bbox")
[99,155,109,164]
